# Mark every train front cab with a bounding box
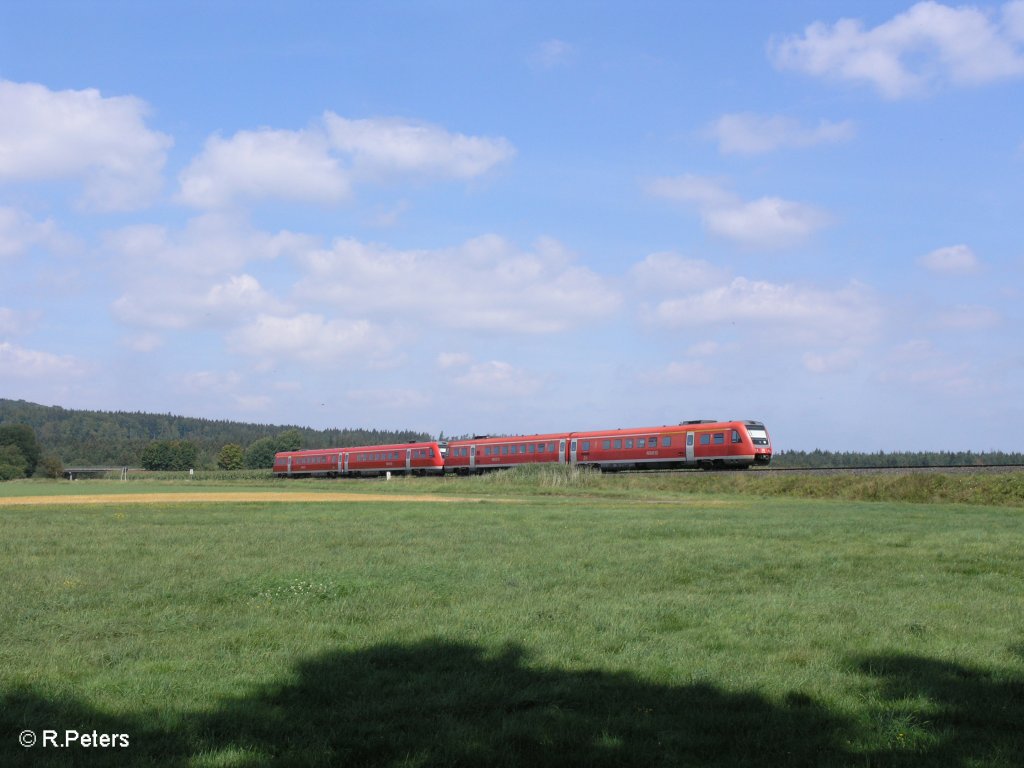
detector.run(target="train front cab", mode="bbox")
[744,421,772,465]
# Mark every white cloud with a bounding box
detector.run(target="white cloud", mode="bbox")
[771,1,1024,99]
[178,113,514,208]
[437,352,473,369]
[112,273,281,331]
[647,277,882,346]
[0,341,85,378]
[105,213,313,275]
[918,244,980,273]
[452,360,543,397]
[629,252,729,295]
[0,307,40,335]
[295,234,619,333]
[228,313,395,368]
[934,304,1000,329]
[881,339,975,394]
[324,114,515,181]
[803,347,863,374]
[0,206,69,259]
[708,113,855,154]
[529,39,575,70]
[641,360,713,386]
[178,128,349,208]
[0,80,171,210]
[346,388,430,410]
[649,174,830,248]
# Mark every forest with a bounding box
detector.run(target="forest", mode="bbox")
[0,399,430,473]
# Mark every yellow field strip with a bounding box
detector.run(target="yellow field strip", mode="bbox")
[0,492,496,506]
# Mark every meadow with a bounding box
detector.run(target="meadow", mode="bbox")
[1,472,1022,766]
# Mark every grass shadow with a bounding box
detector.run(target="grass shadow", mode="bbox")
[3,642,1022,766]
[854,652,1024,766]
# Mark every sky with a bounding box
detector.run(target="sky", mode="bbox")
[1,1,1023,452]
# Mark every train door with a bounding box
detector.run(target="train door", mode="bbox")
[559,439,567,464]
[686,433,695,463]
[287,456,293,476]
[570,439,578,466]
[343,453,349,474]
[470,444,476,470]
[405,449,412,473]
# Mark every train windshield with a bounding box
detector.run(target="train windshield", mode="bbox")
[745,426,770,446]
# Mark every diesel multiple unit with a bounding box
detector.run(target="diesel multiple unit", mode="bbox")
[273,420,771,477]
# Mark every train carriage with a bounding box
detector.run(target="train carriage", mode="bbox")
[569,420,771,471]
[445,432,570,474]
[273,440,445,478]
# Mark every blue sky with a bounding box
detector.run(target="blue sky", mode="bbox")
[1,1,1023,451]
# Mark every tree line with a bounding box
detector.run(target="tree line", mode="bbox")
[0,399,431,475]
[771,449,1024,468]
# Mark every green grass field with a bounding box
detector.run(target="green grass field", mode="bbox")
[2,474,1022,766]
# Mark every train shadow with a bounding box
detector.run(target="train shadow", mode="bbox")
[2,641,1022,766]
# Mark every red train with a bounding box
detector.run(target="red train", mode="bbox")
[272,420,771,477]
[273,440,445,478]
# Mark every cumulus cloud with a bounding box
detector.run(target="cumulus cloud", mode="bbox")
[918,244,980,273]
[0,207,69,259]
[294,234,619,333]
[105,213,313,276]
[881,339,975,394]
[0,341,85,378]
[112,273,281,331]
[323,114,515,180]
[228,313,395,368]
[452,360,543,398]
[649,174,830,248]
[0,80,171,210]
[629,251,729,295]
[178,129,349,208]
[178,113,514,208]
[646,276,882,347]
[106,215,310,332]
[708,113,855,154]
[0,307,40,335]
[771,1,1024,99]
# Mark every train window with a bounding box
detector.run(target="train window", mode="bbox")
[701,434,711,445]
[537,443,544,453]
[502,446,509,455]
[714,433,724,445]
[625,439,633,449]
[732,430,742,444]
[663,436,671,447]
[429,448,435,458]
[614,439,622,449]
[548,443,556,452]
[529,444,536,454]
[636,438,646,448]
[603,440,610,450]
[582,440,590,451]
